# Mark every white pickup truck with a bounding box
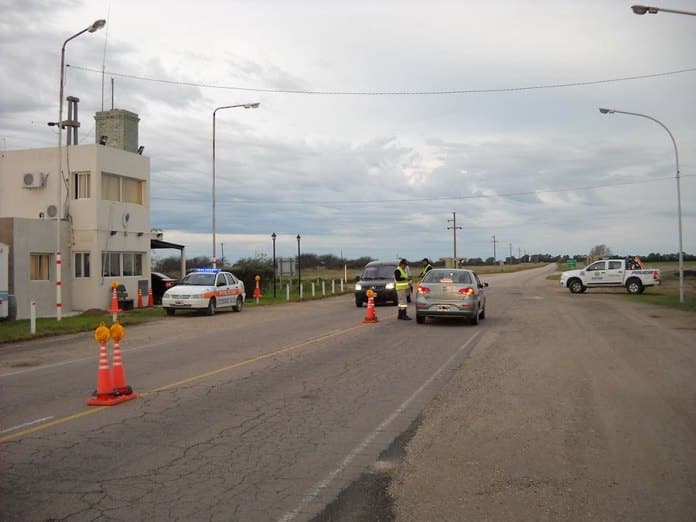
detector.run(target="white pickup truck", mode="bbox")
[560,258,661,295]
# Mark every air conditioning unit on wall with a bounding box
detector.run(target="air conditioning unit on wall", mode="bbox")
[23,172,48,189]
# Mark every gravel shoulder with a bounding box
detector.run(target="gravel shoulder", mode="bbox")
[390,267,696,521]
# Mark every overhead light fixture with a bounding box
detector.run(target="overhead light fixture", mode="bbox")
[137,145,144,155]
[99,135,108,145]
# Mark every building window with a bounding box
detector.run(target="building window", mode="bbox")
[101,173,143,205]
[102,252,143,277]
[75,252,91,278]
[30,254,50,280]
[102,252,121,277]
[102,173,121,202]
[73,171,91,199]
[122,177,143,204]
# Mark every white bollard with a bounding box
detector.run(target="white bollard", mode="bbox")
[286,284,290,301]
[300,283,303,299]
[332,280,335,294]
[340,279,344,292]
[30,300,37,335]
[322,281,326,296]
[311,282,316,297]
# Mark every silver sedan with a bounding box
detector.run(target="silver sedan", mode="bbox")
[415,268,488,325]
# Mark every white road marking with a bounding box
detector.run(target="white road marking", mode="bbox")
[0,416,55,435]
[277,331,483,522]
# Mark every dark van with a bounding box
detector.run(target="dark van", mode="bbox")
[354,259,411,307]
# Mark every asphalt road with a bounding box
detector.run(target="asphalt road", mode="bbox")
[391,265,696,521]
[2,265,694,521]
[1,275,499,521]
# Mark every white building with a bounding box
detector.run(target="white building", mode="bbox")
[0,108,184,319]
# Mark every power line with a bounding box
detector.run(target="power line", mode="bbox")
[67,64,696,96]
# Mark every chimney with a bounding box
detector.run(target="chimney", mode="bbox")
[94,109,140,153]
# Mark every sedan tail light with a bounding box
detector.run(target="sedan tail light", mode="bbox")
[458,287,475,296]
[417,286,430,294]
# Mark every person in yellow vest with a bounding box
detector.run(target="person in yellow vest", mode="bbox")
[394,259,412,320]
[419,258,433,278]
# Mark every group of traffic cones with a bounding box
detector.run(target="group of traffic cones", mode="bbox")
[86,322,138,406]
[136,288,154,308]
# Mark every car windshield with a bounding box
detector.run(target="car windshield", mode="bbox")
[422,270,472,284]
[181,273,216,286]
[361,265,396,280]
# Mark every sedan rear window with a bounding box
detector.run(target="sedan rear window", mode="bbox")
[423,270,472,284]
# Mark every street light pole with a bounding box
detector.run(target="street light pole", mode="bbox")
[599,108,684,303]
[631,4,696,16]
[56,19,105,321]
[296,234,302,297]
[271,233,277,299]
[211,102,260,268]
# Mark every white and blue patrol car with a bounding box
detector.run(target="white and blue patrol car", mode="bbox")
[162,269,245,316]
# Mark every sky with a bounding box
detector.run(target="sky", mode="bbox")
[2,0,695,264]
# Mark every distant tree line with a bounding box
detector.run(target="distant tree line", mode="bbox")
[153,249,694,289]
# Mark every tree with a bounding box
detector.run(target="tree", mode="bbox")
[589,244,612,260]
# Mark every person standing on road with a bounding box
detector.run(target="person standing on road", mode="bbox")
[395,259,412,320]
[419,258,433,278]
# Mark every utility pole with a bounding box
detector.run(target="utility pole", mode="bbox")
[491,235,501,263]
[509,243,513,264]
[447,212,462,267]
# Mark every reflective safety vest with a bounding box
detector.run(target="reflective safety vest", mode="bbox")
[395,267,410,291]
[423,263,432,275]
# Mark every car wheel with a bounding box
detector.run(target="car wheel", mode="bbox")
[233,296,243,312]
[165,308,175,316]
[470,306,479,325]
[626,278,643,295]
[568,279,584,294]
[206,298,216,316]
[416,314,425,324]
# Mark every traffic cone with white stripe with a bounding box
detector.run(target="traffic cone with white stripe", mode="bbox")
[86,323,135,406]
[363,289,379,324]
[110,322,137,401]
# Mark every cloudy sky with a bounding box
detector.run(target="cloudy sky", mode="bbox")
[2,0,695,263]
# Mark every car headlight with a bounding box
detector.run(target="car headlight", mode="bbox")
[355,283,362,291]
[385,282,395,290]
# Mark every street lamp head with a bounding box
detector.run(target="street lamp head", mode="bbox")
[271,232,276,240]
[244,102,261,109]
[88,19,107,32]
[598,108,614,114]
[297,234,301,241]
[631,5,659,15]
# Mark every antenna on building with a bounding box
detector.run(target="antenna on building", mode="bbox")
[111,77,115,110]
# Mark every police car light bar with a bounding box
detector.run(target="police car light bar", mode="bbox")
[193,268,221,273]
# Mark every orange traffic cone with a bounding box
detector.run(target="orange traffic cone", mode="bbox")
[108,286,121,315]
[86,323,135,406]
[363,291,379,324]
[110,322,137,402]
[137,288,143,308]
[147,287,154,307]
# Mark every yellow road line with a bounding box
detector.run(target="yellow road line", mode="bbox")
[0,323,367,443]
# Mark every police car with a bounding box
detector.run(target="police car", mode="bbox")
[162,268,245,316]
